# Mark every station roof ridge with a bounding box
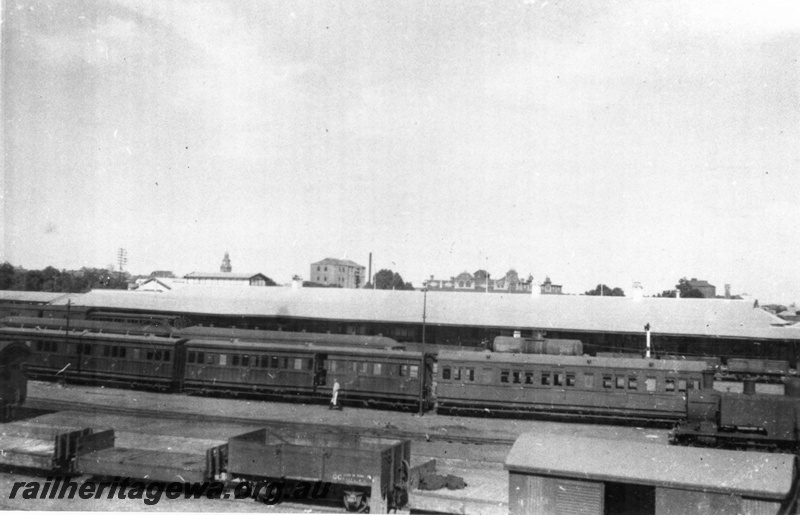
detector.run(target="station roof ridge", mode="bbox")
[35,287,800,341]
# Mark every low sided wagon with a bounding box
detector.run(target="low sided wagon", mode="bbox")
[214,428,411,513]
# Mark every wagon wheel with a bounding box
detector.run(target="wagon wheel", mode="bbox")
[343,490,370,513]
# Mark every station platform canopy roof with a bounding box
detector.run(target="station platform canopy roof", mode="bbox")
[505,433,796,500]
[33,286,800,341]
[0,291,74,304]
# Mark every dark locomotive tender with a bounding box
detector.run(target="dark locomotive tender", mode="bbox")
[0,339,32,421]
[671,378,800,453]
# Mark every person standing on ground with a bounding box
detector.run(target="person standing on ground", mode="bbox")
[330,380,341,410]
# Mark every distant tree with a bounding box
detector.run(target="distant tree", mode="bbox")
[366,269,414,290]
[656,289,678,298]
[0,262,15,290]
[585,284,625,297]
[676,277,704,298]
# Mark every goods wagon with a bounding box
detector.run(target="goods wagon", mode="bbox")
[436,351,710,424]
[222,428,411,513]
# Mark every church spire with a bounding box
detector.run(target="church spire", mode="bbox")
[220,251,232,273]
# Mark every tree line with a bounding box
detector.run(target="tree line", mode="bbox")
[0,262,129,292]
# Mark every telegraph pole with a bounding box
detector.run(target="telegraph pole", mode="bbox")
[116,248,128,281]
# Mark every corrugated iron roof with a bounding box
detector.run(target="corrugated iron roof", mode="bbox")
[0,291,73,303]
[40,287,800,341]
[505,433,795,499]
[184,272,266,280]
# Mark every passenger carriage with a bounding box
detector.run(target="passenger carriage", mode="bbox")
[436,351,711,423]
[182,339,432,410]
[0,326,186,390]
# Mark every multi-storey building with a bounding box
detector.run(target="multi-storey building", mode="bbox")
[688,278,716,298]
[310,258,366,288]
[423,269,534,293]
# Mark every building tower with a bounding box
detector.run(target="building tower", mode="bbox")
[220,252,232,273]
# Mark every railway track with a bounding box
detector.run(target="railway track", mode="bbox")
[23,395,517,447]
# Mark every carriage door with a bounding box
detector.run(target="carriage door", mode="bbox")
[313,353,327,391]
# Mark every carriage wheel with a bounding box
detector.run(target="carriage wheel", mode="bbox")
[343,490,370,513]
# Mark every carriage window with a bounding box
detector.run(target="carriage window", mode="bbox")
[188,352,196,363]
[501,370,510,383]
[196,352,204,364]
[524,372,534,385]
[616,377,625,389]
[554,373,564,387]
[628,376,638,390]
[282,357,290,369]
[261,355,270,368]
[294,358,303,370]
[163,350,170,362]
[482,368,493,383]
[399,364,406,376]
[84,344,92,355]
[271,356,279,368]
[566,374,576,387]
[678,379,687,392]
[541,373,551,386]
[692,379,700,390]
[205,353,214,365]
[453,368,461,381]
[103,346,111,357]
[584,374,594,388]
[442,367,451,380]
[645,377,656,392]
[665,379,675,392]
[373,363,382,375]
[111,346,119,358]
[36,341,43,351]
[119,347,126,358]
[466,368,475,382]
[603,375,613,389]
[146,350,154,360]
[133,348,140,360]
[512,371,521,384]
[409,365,418,378]
[360,362,369,374]
[232,355,240,366]
[307,359,313,370]
[242,355,251,367]
[219,354,227,366]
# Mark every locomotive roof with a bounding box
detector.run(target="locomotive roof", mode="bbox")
[506,433,796,499]
[184,338,422,358]
[41,286,800,342]
[439,350,710,372]
[177,325,401,348]
[0,326,184,344]
[0,340,33,360]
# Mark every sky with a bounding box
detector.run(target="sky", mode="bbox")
[2,0,799,303]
